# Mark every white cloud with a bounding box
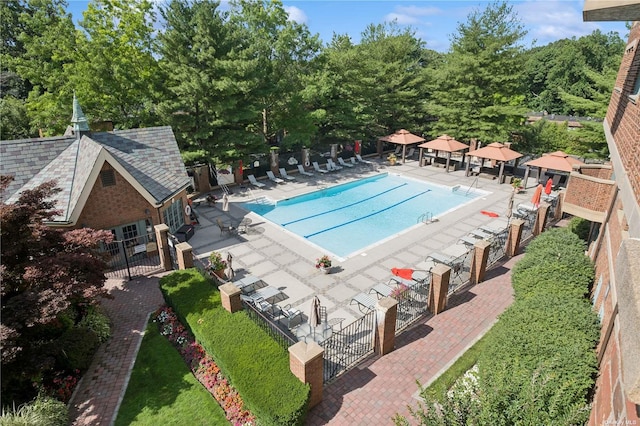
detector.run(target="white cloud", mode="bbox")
[284,5,308,24]
[515,0,599,44]
[395,6,441,17]
[384,12,420,25]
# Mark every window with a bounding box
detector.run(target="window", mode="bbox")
[100,169,116,187]
[162,199,184,233]
[631,73,640,102]
[122,224,138,241]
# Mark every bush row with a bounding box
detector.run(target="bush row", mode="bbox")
[159,269,309,426]
[476,228,600,424]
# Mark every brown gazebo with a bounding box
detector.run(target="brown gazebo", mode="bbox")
[522,151,584,187]
[466,142,523,183]
[418,134,469,172]
[379,129,425,164]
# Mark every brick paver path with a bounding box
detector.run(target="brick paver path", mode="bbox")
[307,254,520,426]
[68,276,164,426]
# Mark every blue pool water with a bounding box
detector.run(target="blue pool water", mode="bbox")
[242,174,482,258]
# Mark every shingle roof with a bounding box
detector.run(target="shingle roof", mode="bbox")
[1,126,190,222]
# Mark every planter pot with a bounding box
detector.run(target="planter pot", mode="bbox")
[212,269,227,280]
[319,266,330,274]
[389,159,397,166]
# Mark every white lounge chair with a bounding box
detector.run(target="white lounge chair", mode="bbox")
[394,146,402,155]
[350,292,377,313]
[407,147,415,158]
[355,154,372,165]
[247,174,265,188]
[370,283,394,298]
[350,157,358,166]
[327,159,342,171]
[279,168,296,181]
[338,157,354,168]
[297,164,314,176]
[312,162,329,174]
[266,170,285,184]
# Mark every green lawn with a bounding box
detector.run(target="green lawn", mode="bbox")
[115,322,227,426]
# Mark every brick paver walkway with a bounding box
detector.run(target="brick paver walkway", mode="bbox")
[68,276,164,426]
[307,254,520,425]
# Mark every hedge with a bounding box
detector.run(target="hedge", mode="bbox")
[476,228,599,425]
[160,269,309,426]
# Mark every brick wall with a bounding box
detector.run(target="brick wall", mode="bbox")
[581,166,613,180]
[606,22,640,202]
[564,175,616,213]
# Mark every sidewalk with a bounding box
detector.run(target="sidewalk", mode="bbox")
[68,276,165,426]
[306,254,519,425]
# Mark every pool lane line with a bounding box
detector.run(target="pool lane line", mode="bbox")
[303,189,432,238]
[281,183,408,227]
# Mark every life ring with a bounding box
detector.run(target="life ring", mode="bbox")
[185,205,192,216]
[304,160,310,167]
[481,210,499,217]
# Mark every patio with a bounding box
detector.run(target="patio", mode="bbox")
[186,156,532,325]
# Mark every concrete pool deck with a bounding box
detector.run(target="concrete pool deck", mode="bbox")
[188,156,535,324]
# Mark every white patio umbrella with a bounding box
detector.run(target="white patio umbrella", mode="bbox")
[222,193,229,212]
[309,296,321,328]
[225,252,235,281]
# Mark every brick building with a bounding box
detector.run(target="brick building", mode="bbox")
[0,96,192,248]
[569,2,640,423]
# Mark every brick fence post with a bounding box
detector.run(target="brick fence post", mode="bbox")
[289,342,324,408]
[534,202,550,236]
[176,242,194,270]
[218,283,242,313]
[506,219,525,257]
[554,192,564,221]
[429,263,451,314]
[375,297,398,355]
[471,240,492,284]
[154,224,172,271]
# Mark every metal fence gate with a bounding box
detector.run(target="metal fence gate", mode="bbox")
[103,232,161,280]
[487,228,509,267]
[321,309,376,383]
[396,277,431,333]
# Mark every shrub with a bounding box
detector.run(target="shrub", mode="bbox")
[160,269,309,425]
[0,393,68,426]
[568,216,591,241]
[56,328,100,371]
[77,306,111,344]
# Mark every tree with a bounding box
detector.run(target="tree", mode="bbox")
[429,2,527,143]
[1,177,113,404]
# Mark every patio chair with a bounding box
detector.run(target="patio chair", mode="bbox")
[394,146,402,155]
[312,161,329,174]
[278,303,302,328]
[241,294,278,316]
[338,157,354,168]
[406,147,415,158]
[297,165,314,176]
[370,283,394,299]
[266,170,285,184]
[279,168,296,181]
[350,292,377,313]
[426,252,464,273]
[247,174,266,188]
[355,154,373,165]
[327,159,342,171]
[216,218,237,236]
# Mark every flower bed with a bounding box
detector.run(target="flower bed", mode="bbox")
[153,306,255,425]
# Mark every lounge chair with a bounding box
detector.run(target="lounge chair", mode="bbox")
[240,294,278,316]
[350,157,359,166]
[247,174,266,188]
[297,164,314,176]
[312,161,329,174]
[394,146,402,155]
[406,147,415,158]
[350,292,377,313]
[279,168,296,181]
[370,283,394,298]
[469,228,493,239]
[551,174,562,189]
[458,235,480,246]
[277,303,302,328]
[327,159,342,171]
[251,285,284,303]
[233,275,262,293]
[426,252,464,273]
[338,157,354,168]
[266,170,285,184]
[355,154,373,165]
[217,218,237,236]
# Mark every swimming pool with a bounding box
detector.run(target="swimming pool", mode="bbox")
[242,173,484,259]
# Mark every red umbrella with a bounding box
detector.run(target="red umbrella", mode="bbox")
[391,268,414,281]
[544,178,553,195]
[531,184,543,208]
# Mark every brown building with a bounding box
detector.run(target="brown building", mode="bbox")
[566,2,640,423]
[0,96,192,248]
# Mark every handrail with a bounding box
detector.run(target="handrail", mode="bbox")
[465,177,479,196]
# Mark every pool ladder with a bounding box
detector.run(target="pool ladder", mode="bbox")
[418,211,434,224]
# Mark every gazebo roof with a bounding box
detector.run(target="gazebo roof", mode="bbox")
[379,129,425,145]
[418,134,468,152]
[466,142,522,162]
[523,151,584,173]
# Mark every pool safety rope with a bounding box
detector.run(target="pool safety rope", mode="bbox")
[304,189,432,238]
[281,183,408,226]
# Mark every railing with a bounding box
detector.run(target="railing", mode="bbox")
[242,300,297,351]
[486,228,509,267]
[321,310,376,384]
[447,248,474,295]
[395,276,432,333]
[103,232,161,280]
[417,211,433,224]
[519,211,536,242]
[465,177,479,196]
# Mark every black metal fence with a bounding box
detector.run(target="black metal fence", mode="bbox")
[242,300,297,351]
[487,228,509,267]
[395,277,431,333]
[321,310,376,384]
[447,248,474,295]
[166,234,179,270]
[519,211,537,242]
[103,232,161,280]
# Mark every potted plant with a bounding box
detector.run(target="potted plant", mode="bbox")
[315,255,332,274]
[511,177,523,193]
[208,251,227,279]
[387,153,397,165]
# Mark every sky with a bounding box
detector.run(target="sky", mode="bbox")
[65,0,628,52]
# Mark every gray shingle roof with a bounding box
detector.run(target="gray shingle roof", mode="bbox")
[1,126,190,223]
